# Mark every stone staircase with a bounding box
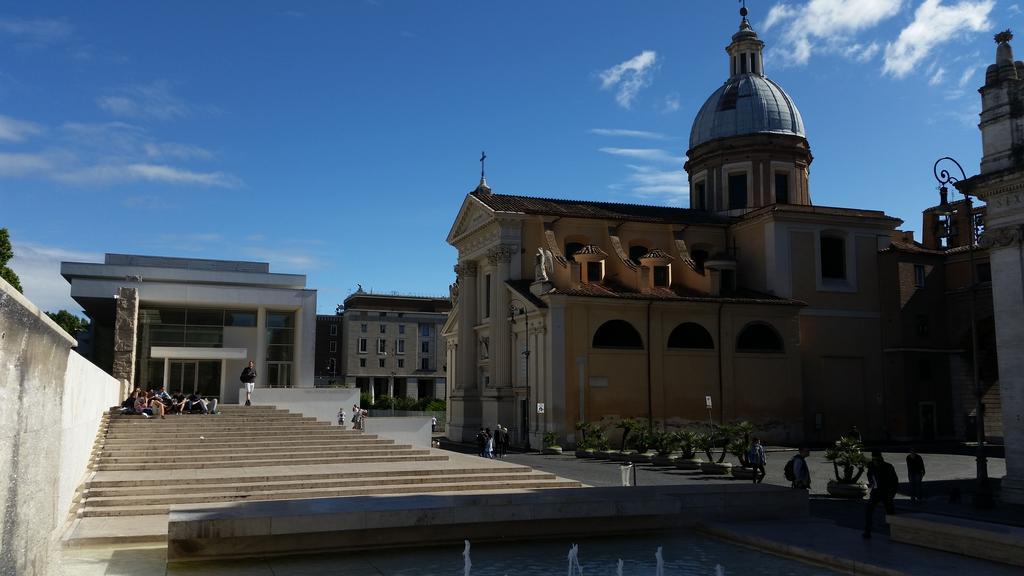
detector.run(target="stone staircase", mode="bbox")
[63,405,581,546]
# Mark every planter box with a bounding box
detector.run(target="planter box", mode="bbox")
[609,450,636,462]
[652,454,680,467]
[675,457,704,470]
[631,451,657,464]
[700,461,733,475]
[731,466,756,480]
[826,480,868,499]
[574,449,596,459]
[594,450,614,459]
[542,446,563,455]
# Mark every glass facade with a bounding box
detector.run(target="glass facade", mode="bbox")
[265,311,294,387]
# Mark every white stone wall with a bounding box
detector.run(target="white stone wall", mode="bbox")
[243,387,360,425]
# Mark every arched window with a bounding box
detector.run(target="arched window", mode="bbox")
[736,322,784,353]
[667,322,714,349]
[565,242,585,262]
[629,245,649,265]
[592,320,644,349]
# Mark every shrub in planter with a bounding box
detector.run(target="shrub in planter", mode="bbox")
[726,421,757,477]
[651,430,682,466]
[673,430,704,469]
[574,421,602,458]
[825,436,869,498]
[542,431,562,455]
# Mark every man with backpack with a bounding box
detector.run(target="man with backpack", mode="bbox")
[785,447,811,489]
[863,450,899,539]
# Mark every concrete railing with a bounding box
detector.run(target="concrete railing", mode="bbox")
[1,278,121,576]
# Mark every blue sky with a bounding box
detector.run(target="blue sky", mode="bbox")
[0,0,1015,314]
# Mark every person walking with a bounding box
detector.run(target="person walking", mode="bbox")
[484,427,495,459]
[788,447,811,489]
[863,450,899,539]
[239,361,257,406]
[906,448,926,504]
[431,415,437,433]
[476,428,487,457]
[748,437,767,484]
[338,407,346,428]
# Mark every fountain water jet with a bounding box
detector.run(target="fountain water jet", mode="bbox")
[655,546,664,576]
[463,539,472,576]
[567,543,582,576]
[616,558,624,576]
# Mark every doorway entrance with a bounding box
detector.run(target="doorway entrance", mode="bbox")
[168,360,221,399]
[918,401,937,441]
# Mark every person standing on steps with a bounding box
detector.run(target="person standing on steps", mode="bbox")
[906,448,926,504]
[240,361,257,406]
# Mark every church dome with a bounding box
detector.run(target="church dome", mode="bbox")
[689,74,805,150]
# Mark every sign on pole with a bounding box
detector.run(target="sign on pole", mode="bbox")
[536,402,545,414]
[705,395,713,410]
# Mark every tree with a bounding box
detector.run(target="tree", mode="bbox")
[0,228,22,292]
[46,310,90,337]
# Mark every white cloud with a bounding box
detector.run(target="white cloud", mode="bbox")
[0,115,42,141]
[240,247,319,270]
[0,152,51,176]
[96,80,189,120]
[958,63,981,87]
[9,241,101,314]
[662,93,681,113]
[884,0,994,78]
[622,164,689,205]
[590,128,671,139]
[765,0,903,65]
[1010,3,1022,16]
[599,50,658,109]
[54,163,241,188]
[0,17,71,46]
[599,147,679,163]
[143,141,214,161]
[929,66,947,85]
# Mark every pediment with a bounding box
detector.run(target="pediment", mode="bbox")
[447,195,496,245]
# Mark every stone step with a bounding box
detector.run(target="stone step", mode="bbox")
[107,416,321,425]
[101,432,370,444]
[93,453,449,471]
[85,466,533,489]
[79,479,584,517]
[96,446,425,465]
[85,471,560,500]
[102,427,344,439]
[100,443,412,459]
[105,421,331,430]
[99,439,396,456]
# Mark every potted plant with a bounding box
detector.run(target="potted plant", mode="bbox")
[574,421,599,458]
[652,430,682,466]
[696,424,733,474]
[825,436,869,498]
[727,421,757,480]
[610,417,642,461]
[630,428,658,463]
[542,431,562,455]
[674,430,704,470]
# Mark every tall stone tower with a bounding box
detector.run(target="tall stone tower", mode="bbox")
[959,30,1024,505]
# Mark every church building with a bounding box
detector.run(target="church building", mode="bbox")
[443,9,901,447]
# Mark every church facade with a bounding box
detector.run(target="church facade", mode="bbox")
[443,11,901,447]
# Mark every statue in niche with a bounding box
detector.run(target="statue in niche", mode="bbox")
[534,248,553,282]
[479,337,490,360]
[449,281,459,305]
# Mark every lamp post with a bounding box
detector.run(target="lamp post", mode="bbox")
[508,300,531,449]
[933,156,993,508]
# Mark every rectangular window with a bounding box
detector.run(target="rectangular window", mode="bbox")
[976,262,992,283]
[379,358,386,368]
[695,181,706,211]
[398,359,405,368]
[421,357,430,371]
[360,323,367,333]
[916,314,930,338]
[820,236,846,280]
[740,53,748,73]
[421,341,430,353]
[225,310,256,327]
[728,173,747,210]
[329,341,337,352]
[484,274,492,318]
[399,324,405,334]
[380,323,386,333]
[359,358,366,368]
[397,339,405,354]
[914,264,926,288]
[329,324,337,336]
[420,324,430,338]
[586,261,603,283]
[358,338,367,353]
[377,338,387,354]
[775,172,789,204]
[379,312,386,318]
[918,358,932,380]
[653,265,670,287]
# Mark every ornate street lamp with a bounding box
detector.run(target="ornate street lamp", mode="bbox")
[933,156,993,508]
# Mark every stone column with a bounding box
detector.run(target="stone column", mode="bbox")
[112,286,139,396]
[489,245,514,388]
[456,261,478,390]
[256,307,267,389]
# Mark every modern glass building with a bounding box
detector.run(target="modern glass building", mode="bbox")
[61,254,316,401]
